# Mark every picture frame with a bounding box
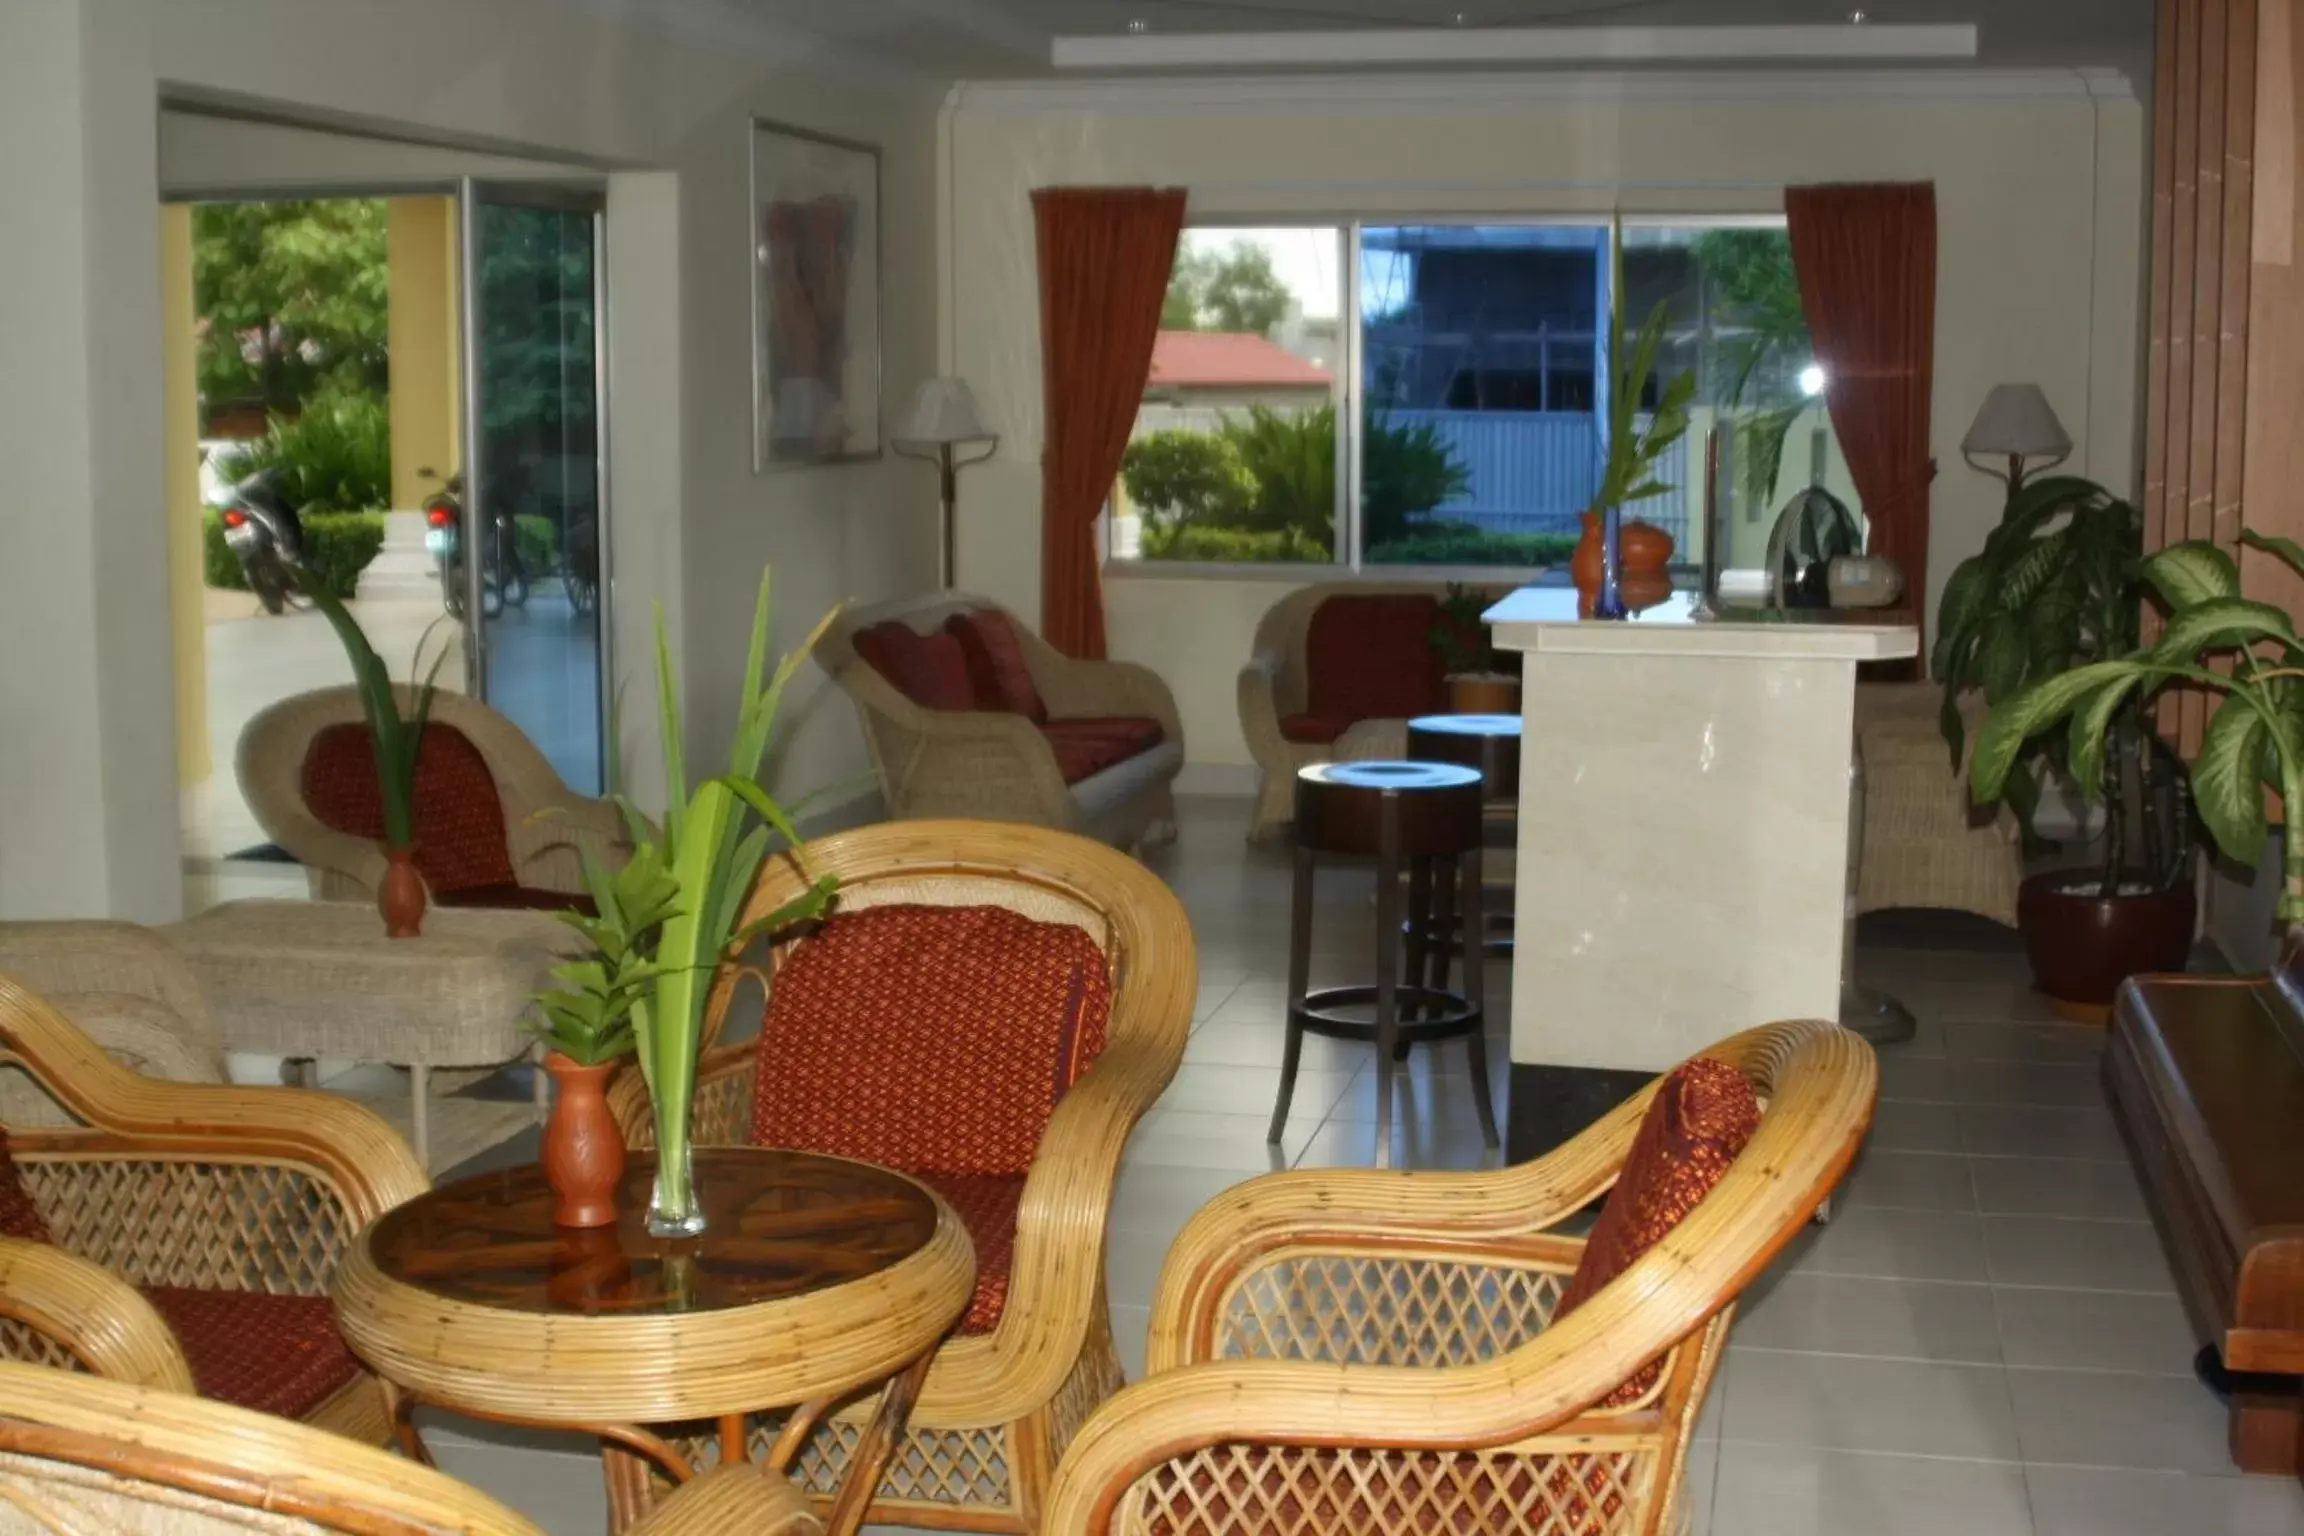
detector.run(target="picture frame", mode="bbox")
[750,117,882,470]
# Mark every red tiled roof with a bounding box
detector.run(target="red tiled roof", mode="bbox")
[1147,330,1331,390]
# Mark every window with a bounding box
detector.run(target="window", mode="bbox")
[1110,217,1860,577]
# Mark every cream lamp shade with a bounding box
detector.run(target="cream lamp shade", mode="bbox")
[1962,384,2071,460]
[896,378,996,447]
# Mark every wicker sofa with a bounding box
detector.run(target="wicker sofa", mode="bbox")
[822,592,1183,849]
[1855,682,2023,927]
[1239,582,1507,839]
[239,685,629,908]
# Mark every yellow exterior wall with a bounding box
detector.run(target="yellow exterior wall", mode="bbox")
[160,203,207,788]
[387,196,460,510]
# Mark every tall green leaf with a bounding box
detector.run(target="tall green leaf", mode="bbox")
[2141,541,2240,610]
[1970,661,2144,803]
[2242,528,2304,582]
[2191,698,2273,868]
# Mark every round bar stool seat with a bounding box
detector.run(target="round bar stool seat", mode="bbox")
[1274,761,1498,1168]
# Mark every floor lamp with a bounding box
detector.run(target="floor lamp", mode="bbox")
[894,378,998,589]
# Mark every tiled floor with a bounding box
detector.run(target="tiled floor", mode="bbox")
[364,795,2304,1533]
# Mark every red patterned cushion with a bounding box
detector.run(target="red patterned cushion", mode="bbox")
[1303,594,1449,724]
[0,1128,50,1243]
[947,611,1048,722]
[1554,1056,1761,1405]
[750,904,1111,1176]
[914,1171,1024,1336]
[1038,717,1166,785]
[1278,714,1352,745]
[142,1287,361,1420]
[854,622,977,711]
[300,722,516,895]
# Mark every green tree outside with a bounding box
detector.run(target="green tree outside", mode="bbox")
[193,199,389,425]
[1162,242,1294,336]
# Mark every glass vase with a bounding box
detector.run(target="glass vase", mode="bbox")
[1592,505,1629,620]
[645,1110,706,1239]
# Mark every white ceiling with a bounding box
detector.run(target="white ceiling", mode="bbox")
[736,0,2153,78]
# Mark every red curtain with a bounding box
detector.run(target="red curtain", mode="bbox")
[1785,182,1939,657]
[1033,187,1187,659]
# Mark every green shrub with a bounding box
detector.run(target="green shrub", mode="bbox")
[514,514,558,575]
[1140,523,1331,563]
[203,510,387,599]
[1363,414,1475,547]
[1363,528,1578,569]
[212,387,392,516]
[1122,432,1255,528]
[1221,404,1337,543]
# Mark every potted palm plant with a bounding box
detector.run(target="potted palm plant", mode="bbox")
[1965,535,2304,1019]
[296,577,449,937]
[538,568,841,1238]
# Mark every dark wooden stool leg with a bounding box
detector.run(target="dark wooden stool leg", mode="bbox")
[1403,855,1432,1019]
[1461,847,1500,1148]
[1425,853,1458,1011]
[1373,791,1402,1170]
[1270,843,1316,1145]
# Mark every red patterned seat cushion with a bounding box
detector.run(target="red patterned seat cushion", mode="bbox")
[751,904,1110,1177]
[913,1171,1024,1336]
[300,722,516,896]
[0,1128,50,1243]
[946,610,1048,722]
[854,622,977,712]
[1038,717,1166,785]
[141,1287,361,1420]
[1278,713,1352,745]
[1554,1056,1762,1405]
[1304,594,1449,725]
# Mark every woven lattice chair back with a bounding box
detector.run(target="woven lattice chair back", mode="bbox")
[237,684,627,902]
[610,818,1195,1532]
[1042,1019,1877,1536]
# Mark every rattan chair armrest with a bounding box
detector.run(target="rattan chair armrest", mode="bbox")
[1235,654,1289,759]
[1042,659,1184,743]
[233,733,394,893]
[1145,1082,1657,1371]
[905,713,1079,821]
[0,1236,196,1392]
[0,976,427,1224]
[627,1463,823,1535]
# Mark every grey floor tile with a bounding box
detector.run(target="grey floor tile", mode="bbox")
[2007,1365,2236,1475]
[1736,1271,2002,1364]
[1292,1116,1504,1172]
[1993,1286,2196,1375]
[1960,1103,2128,1161]
[1683,1440,1719,1536]
[1112,1303,1151,1381]
[1970,1153,2150,1220]
[1151,1061,1358,1121]
[1942,1020,2108,1064]
[1780,1204,1991,1283]
[1865,1099,1969,1154]
[1982,1214,2177,1293]
[1124,1109,1302,1172]
[1839,1149,1977,1212]
[1709,1443,2033,1536]
[2026,1463,2304,1535]
[1719,1350,2021,1459]
[1111,1162,1266,1235]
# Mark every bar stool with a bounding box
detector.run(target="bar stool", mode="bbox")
[1271,760,1498,1168]
[1407,712,1522,976]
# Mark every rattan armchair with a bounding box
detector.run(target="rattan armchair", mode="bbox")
[0,972,428,1444]
[1042,1018,1876,1535]
[820,593,1184,849]
[0,1363,824,1535]
[238,684,628,903]
[0,922,229,1128]
[610,820,1196,1532]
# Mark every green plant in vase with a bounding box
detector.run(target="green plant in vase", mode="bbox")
[1580,215,1696,616]
[295,576,448,937]
[580,569,840,1238]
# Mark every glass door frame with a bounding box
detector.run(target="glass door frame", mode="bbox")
[455,178,611,775]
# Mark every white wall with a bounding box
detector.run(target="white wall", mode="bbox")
[943,69,2148,768]
[0,0,946,920]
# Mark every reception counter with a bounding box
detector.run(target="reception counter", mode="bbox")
[1483,587,1919,1158]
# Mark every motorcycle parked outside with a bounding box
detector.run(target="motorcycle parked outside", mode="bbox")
[564,516,599,618]
[421,470,530,620]
[218,470,305,615]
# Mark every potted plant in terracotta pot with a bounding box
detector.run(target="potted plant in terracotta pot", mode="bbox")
[296,575,448,938]
[1431,584,1518,715]
[1945,477,2197,1021]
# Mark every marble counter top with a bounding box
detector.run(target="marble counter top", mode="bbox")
[1483,587,1919,663]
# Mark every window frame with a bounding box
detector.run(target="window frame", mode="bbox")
[1105,209,1808,584]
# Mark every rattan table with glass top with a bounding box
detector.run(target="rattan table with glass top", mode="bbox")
[332,1147,975,1535]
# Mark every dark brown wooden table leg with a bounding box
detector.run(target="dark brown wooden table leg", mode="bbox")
[382,1380,434,1467]
[1373,790,1401,1171]
[1270,843,1316,1145]
[2230,1381,2304,1475]
[824,1352,935,1536]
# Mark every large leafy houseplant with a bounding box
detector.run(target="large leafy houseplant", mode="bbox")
[1935,476,2146,848]
[546,568,840,1237]
[1973,532,2304,927]
[1582,216,1696,616]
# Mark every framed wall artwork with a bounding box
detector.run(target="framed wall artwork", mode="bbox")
[750,117,882,470]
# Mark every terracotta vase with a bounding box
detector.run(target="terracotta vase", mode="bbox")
[377,847,427,939]
[1569,510,1677,612]
[542,1052,626,1229]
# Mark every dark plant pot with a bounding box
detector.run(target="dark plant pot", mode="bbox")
[378,846,427,939]
[2017,870,2196,1024]
[542,1051,626,1229]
